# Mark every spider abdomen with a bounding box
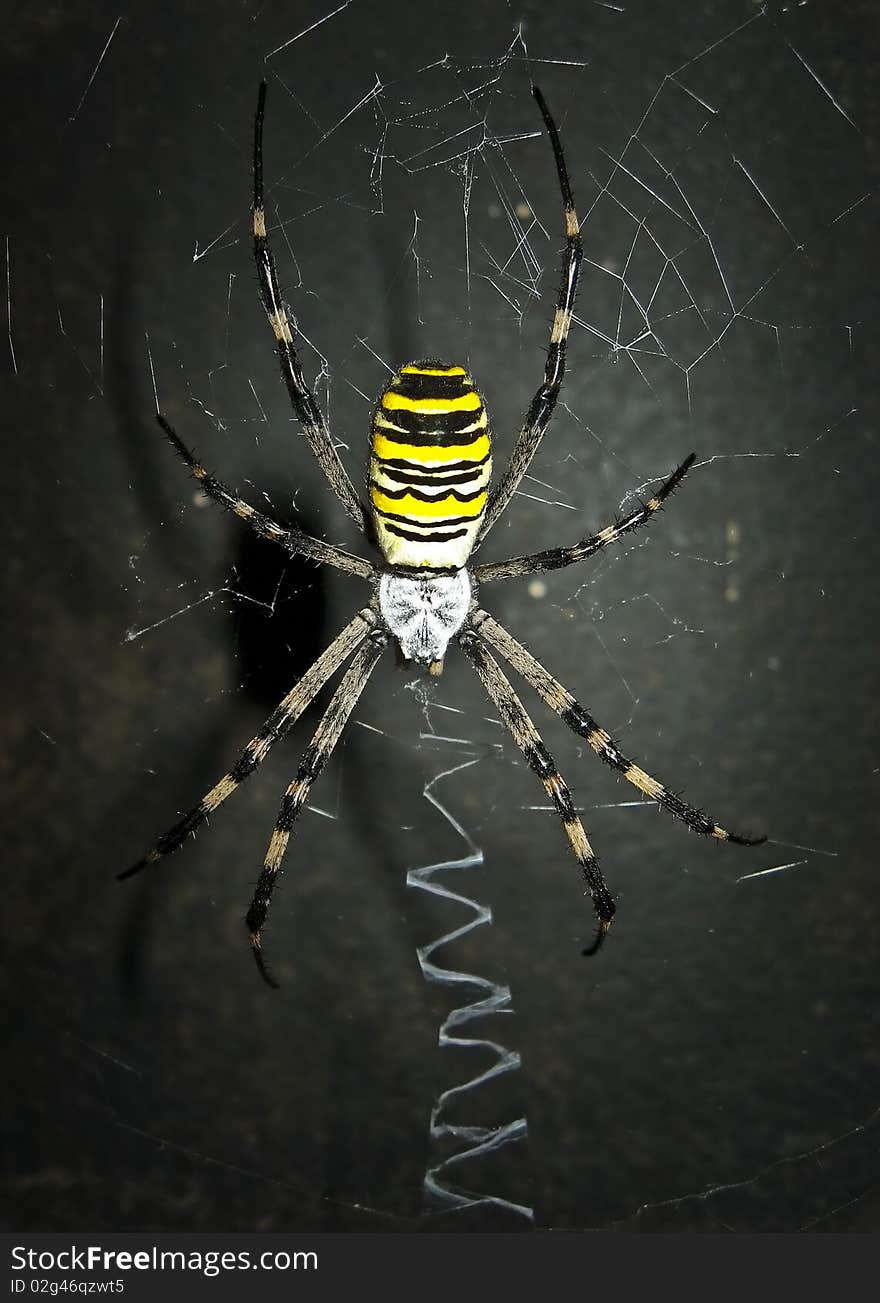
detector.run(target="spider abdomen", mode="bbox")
[369,361,491,569]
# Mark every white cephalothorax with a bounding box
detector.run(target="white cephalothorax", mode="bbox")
[378,570,472,667]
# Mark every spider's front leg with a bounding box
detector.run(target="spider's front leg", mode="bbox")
[459,627,615,955]
[472,610,766,848]
[246,626,389,986]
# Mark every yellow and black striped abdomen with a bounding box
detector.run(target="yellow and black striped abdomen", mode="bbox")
[369,362,491,569]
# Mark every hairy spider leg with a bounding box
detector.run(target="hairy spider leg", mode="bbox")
[158,415,375,579]
[475,454,696,583]
[253,82,368,532]
[471,611,767,846]
[460,630,615,955]
[246,630,389,985]
[120,610,377,883]
[478,86,584,542]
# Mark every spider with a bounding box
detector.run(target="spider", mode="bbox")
[122,83,765,986]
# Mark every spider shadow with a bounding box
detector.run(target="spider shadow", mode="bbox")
[115,503,326,998]
[115,494,417,1004]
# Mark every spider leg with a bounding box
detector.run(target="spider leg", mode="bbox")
[119,609,378,883]
[459,628,615,956]
[246,629,389,986]
[475,454,695,583]
[158,414,375,580]
[253,82,368,533]
[478,86,583,544]
[471,610,766,846]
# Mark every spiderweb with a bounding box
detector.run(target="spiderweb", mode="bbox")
[4,0,877,1233]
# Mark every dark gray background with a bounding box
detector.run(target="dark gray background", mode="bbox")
[2,0,877,1232]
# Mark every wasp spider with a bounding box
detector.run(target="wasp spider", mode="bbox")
[122,84,765,985]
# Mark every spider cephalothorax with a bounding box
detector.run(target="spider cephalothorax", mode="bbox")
[377,568,472,671]
[123,83,765,985]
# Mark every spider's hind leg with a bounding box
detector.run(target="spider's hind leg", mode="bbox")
[252,82,368,532]
[478,86,584,543]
